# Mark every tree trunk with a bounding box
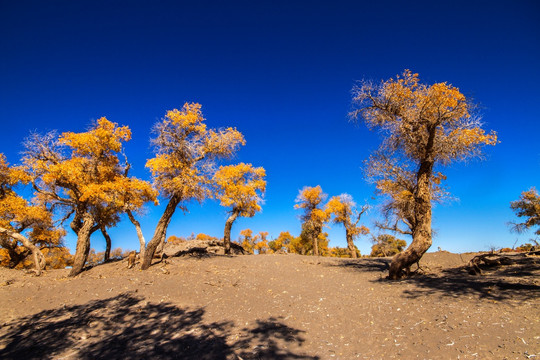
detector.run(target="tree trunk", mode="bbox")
[127,209,145,259]
[0,227,45,275]
[223,209,240,254]
[345,228,358,258]
[69,212,96,277]
[389,160,433,280]
[312,234,319,256]
[101,226,111,262]
[141,194,181,270]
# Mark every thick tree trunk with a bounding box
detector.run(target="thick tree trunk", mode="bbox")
[0,227,45,275]
[346,228,358,258]
[69,212,96,277]
[101,226,111,262]
[389,160,433,280]
[127,209,145,259]
[223,209,240,254]
[141,194,181,270]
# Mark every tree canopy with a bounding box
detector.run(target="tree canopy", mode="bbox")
[510,187,540,237]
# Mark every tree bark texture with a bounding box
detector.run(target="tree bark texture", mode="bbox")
[141,194,181,270]
[101,226,111,262]
[69,212,96,277]
[312,232,319,256]
[127,209,146,259]
[223,209,240,254]
[0,227,45,275]
[389,160,433,279]
[345,228,358,259]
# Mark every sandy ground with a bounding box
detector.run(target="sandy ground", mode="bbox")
[0,251,539,359]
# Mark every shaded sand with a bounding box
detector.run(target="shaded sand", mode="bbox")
[0,252,538,359]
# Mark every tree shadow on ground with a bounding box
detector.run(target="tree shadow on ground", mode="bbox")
[326,257,391,273]
[394,262,540,302]
[0,293,319,360]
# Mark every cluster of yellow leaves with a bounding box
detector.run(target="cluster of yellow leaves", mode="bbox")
[24,119,157,231]
[166,103,207,134]
[0,154,64,247]
[328,246,360,258]
[235,229,270,254]
[26,118,156,212]
[146,103,245,203]
[295,185,330,225]
[214,163,266,217]
[268,231,293,253]
[326,195,369,239]
[60,117,131,156]
[370,234,407,257]
[510,187,540,235]
[352,70,498,165]
[42,247,73,269]
[450,128,498,147]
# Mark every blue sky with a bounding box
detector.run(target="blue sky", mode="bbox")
[1,0,539,254]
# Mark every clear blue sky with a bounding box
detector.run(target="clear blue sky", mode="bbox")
[1,0,539,254]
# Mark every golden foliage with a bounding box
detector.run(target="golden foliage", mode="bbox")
[42,247,73,269]
[510,187,540,235]
[24,118,157,222]
[295,186,330,225]
[196,233,219,241]
[214,163,266,217]
[146,103,245,202]
[351,69,498,165]
[167,235,188,244]
[238,229,256,254]
[0,154,64,258]
[370,234,407,257]
[269,231,293,253]
[326,194,369,238]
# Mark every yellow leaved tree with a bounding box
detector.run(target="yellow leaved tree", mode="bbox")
[253,231,270,254]
[23,118,156,276]
[351,70,498,279]
[295,186,330,256]
[326,194,369,258]
[0,154,65,275]
[269,231,293,253]
[510,187,540,238]
[238,228,256,254]
[142,103,245,269]
[213,163,266,254]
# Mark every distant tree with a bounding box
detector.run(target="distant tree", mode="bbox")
[254,231,269,254]
[295,186,330,256]
[269,231,293,253]
[195,233,219,241]
[214,163,266,254]
[370,234,407,257]
[23,118,155,276]
[326,194,369,258]
[42,247,72,269]
[329,247,358,258]
[515,243,538,252]
[509,187,539,238]
[142,103,245,269]
[287,234,306,255]
[351,70,497,279]
[167,235,188,245]
[0,154,65,275]
[297,227,330,256]
[238,229,256,254]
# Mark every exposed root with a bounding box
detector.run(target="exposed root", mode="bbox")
[467,251,540,275]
